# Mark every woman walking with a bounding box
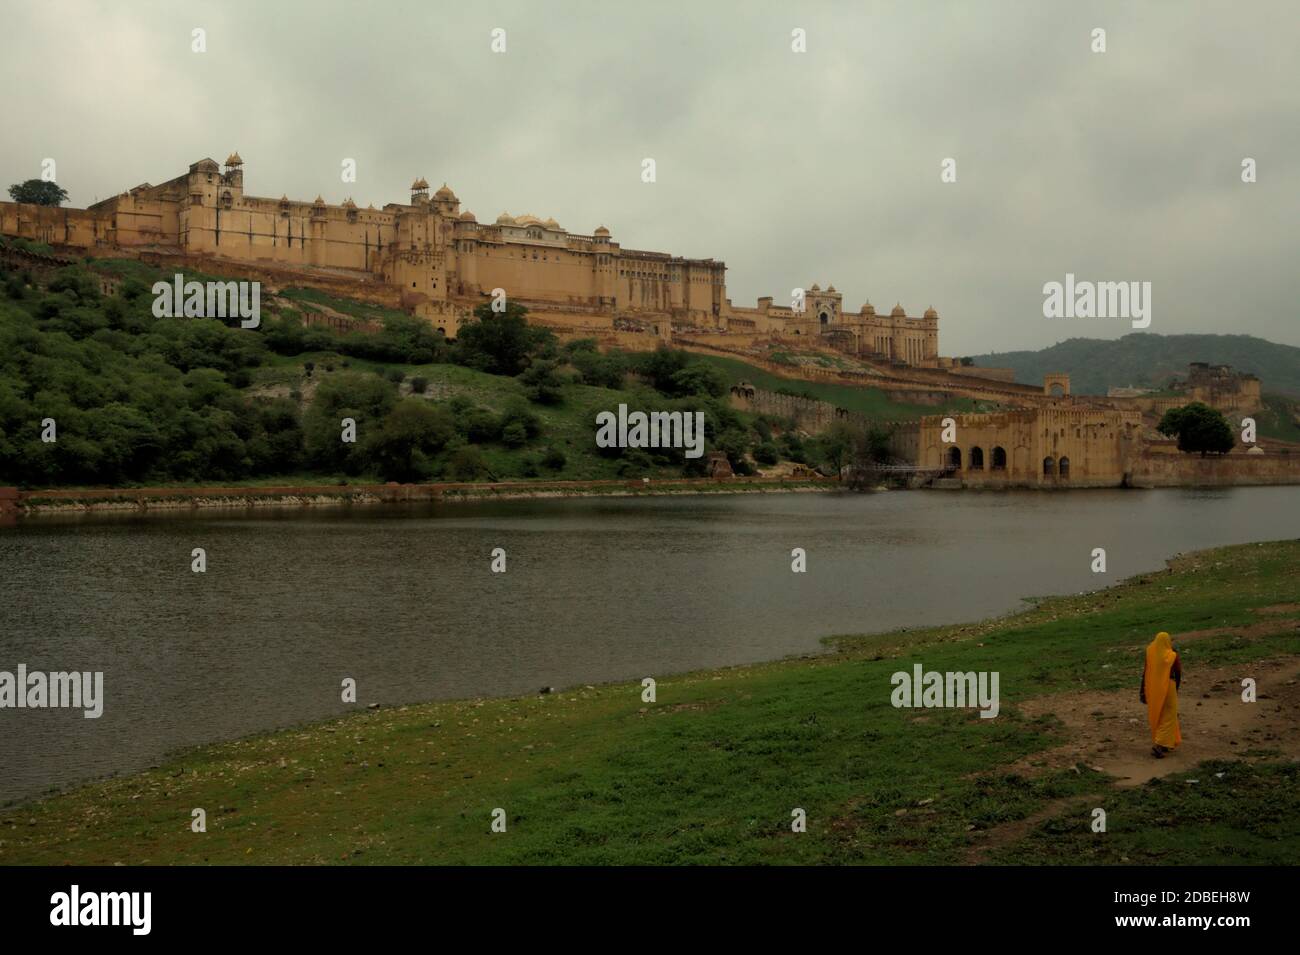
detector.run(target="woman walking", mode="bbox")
[1140,631,1182,758]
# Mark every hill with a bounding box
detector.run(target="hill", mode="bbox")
[0,253,970,489]
[967,333,1300,397]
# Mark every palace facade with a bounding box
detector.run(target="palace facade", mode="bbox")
[0,153,942,361]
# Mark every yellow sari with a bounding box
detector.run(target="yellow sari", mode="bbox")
[1144,631,1181,749]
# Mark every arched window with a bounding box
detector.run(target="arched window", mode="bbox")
[945,446,962,470]
[991,446,1007,471]
[1059,456,1070,479]
[969,446,984,470]
[1043,456,1056,477]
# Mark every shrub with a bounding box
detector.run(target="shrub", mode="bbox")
[542,446,567,471]
[446,445,489,481]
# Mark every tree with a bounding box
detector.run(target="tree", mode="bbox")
[817,421,856,476]
[366,399,455,482]
[454,301,554,376]
[8,180,70,206]
[446,445,490,481]
[303,372,397,472]
[1157,402,1235,457]
[518,358,564,404]
[668,363,727,398]
[636,347,690,394]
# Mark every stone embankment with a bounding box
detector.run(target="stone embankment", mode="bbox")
[1,476,837,516]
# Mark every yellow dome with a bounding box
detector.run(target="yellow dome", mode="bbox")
[225,152,243,166]
[459,210,477,222]
[435,183,455,199]
[924,307,938,319]
[891,304,906,317]
[496,212,516,225]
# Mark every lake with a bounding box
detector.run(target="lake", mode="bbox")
[2,486,1298,803]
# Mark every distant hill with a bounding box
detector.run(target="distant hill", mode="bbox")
[966,334,1300,397]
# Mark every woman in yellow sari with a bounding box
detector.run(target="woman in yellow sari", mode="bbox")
[1140,631,1182,758]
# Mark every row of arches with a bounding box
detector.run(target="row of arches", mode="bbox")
[943,446,1071,478]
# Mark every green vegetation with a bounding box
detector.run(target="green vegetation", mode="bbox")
[969,332,1300,398]
[0,259,903,488]
[3,539,1295,865]
[1256,393,1300,444]
[1157,402,1235,456]
[687,353,984,419]
[988,760,1300,865]
[6,179,68,206]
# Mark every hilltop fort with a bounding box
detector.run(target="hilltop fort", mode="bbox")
[3,153,1296,491]
[0,153,942,366]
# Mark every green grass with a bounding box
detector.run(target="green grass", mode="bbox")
[687,353,985,420]
[277,286,408,324]
[2,539,1296,865]
[989,761,1300,865]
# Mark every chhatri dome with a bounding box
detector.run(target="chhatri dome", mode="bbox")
[593,225,610,236]
[496,212,516,225]
[924,307,938,319]
[459,210,477,222]
[891,303,906,317]
[435,183,456,199]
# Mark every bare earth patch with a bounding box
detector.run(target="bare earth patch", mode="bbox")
[1254,603,1300,615]
[1009,655,1300,788]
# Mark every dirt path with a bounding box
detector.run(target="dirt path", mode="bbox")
[964,615,1300,863]
[1010,630,1300,788]
[965,793,1105,864]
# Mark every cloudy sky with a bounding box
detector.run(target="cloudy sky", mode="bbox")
[3,0,1296,354]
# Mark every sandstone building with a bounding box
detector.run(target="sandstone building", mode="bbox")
[0,154,943,360]
[916,408,1146,487]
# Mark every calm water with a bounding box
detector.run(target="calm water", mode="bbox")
[1,486,1298,804]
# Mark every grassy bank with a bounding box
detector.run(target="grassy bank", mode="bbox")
[2,539,1297,865]
[688,352,987,419]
